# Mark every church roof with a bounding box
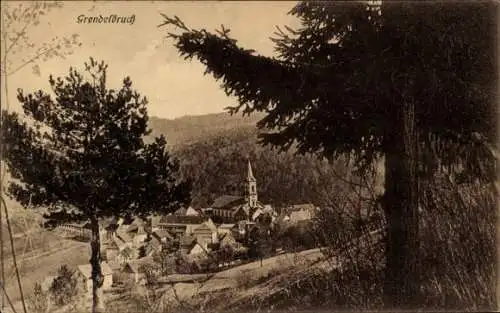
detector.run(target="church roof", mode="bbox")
[210,195,245,209]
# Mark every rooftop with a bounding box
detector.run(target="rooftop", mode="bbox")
[219,224,236,229]
[210,195,246,209]
[160,215,208,225]
[127,256,155,273]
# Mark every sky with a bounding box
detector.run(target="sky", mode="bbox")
[1,1,299,119]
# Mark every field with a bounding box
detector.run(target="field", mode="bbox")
[2,229,89,313]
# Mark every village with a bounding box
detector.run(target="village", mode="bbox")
[48,160,319,300]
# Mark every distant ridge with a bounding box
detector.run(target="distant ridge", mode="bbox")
[147,111,266,147]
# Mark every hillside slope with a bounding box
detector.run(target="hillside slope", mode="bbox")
[171,125,355,208]
[147,112,266,147]
[148,111,364,208]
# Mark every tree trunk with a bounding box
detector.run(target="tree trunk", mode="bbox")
[383,100,420,309]
[90,215,105,313]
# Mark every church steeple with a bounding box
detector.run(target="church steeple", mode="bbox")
[247,160,256,182]
[245,159,258,207]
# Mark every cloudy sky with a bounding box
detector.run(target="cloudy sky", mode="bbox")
[2,1,299,119]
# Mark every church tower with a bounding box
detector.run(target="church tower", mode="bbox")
[245,160,258,208]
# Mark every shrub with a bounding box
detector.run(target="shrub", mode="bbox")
[139,263,160,287]
[27,282,49,313]
[418,176,496,310]
[49,265,79,307]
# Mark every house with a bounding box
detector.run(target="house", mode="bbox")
[189,242,209,256]
[116,228,133,245]
[133,226,148,246]
[77,262,113,294]
[285,203,317,215]
[143,234,164,256]
[236,220,256,235]
[124,256,158,284]
[179,234,197,255]
[218,224,237,235]
[151,228,174,243]
[120,218,149,246]
[174,206,201,216]
[104,239,120,262]
[289,210,314,223]
[218,231,239,249]
[191,220,218,249]
[107,259,123,285]
[286,203,318,223]
[157,215,208,237]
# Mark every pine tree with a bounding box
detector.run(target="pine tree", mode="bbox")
[160,1,497,308]
[1,57,192,313]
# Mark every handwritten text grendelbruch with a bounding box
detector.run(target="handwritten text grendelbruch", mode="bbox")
[77,14,136,25]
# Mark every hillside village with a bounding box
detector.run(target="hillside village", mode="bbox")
[0,2,494,313]
[49,160,319,300]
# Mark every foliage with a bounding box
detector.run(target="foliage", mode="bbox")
[138,263,160,287]
[27,282,49,313]
[152,247,176,276]
[0,1,81,78]
[173,126,357,208]
[207,243,235,269]
[217,244,235,267]
[0,0,82,198]
[161,1,497,308]
[245,224,273,265]
[1,57,192,312]
[119,246,134,264]
[2,58,192,221]
[277,221,318,252]
[418,175,496,309]
[174,254,198,274]
[49,265,79,307]
[161,3,496,177]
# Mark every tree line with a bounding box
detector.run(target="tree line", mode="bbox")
[172,125,366,209]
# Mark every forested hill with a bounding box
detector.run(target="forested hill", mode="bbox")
[148,112,356,209]
[147,112,266,147]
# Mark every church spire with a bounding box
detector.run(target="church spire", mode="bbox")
[245,159,258,207]
[247,159,256,182]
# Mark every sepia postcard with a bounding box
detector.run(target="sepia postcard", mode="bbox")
[0,1,498,313]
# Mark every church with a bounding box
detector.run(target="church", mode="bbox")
[207,160,273,224]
